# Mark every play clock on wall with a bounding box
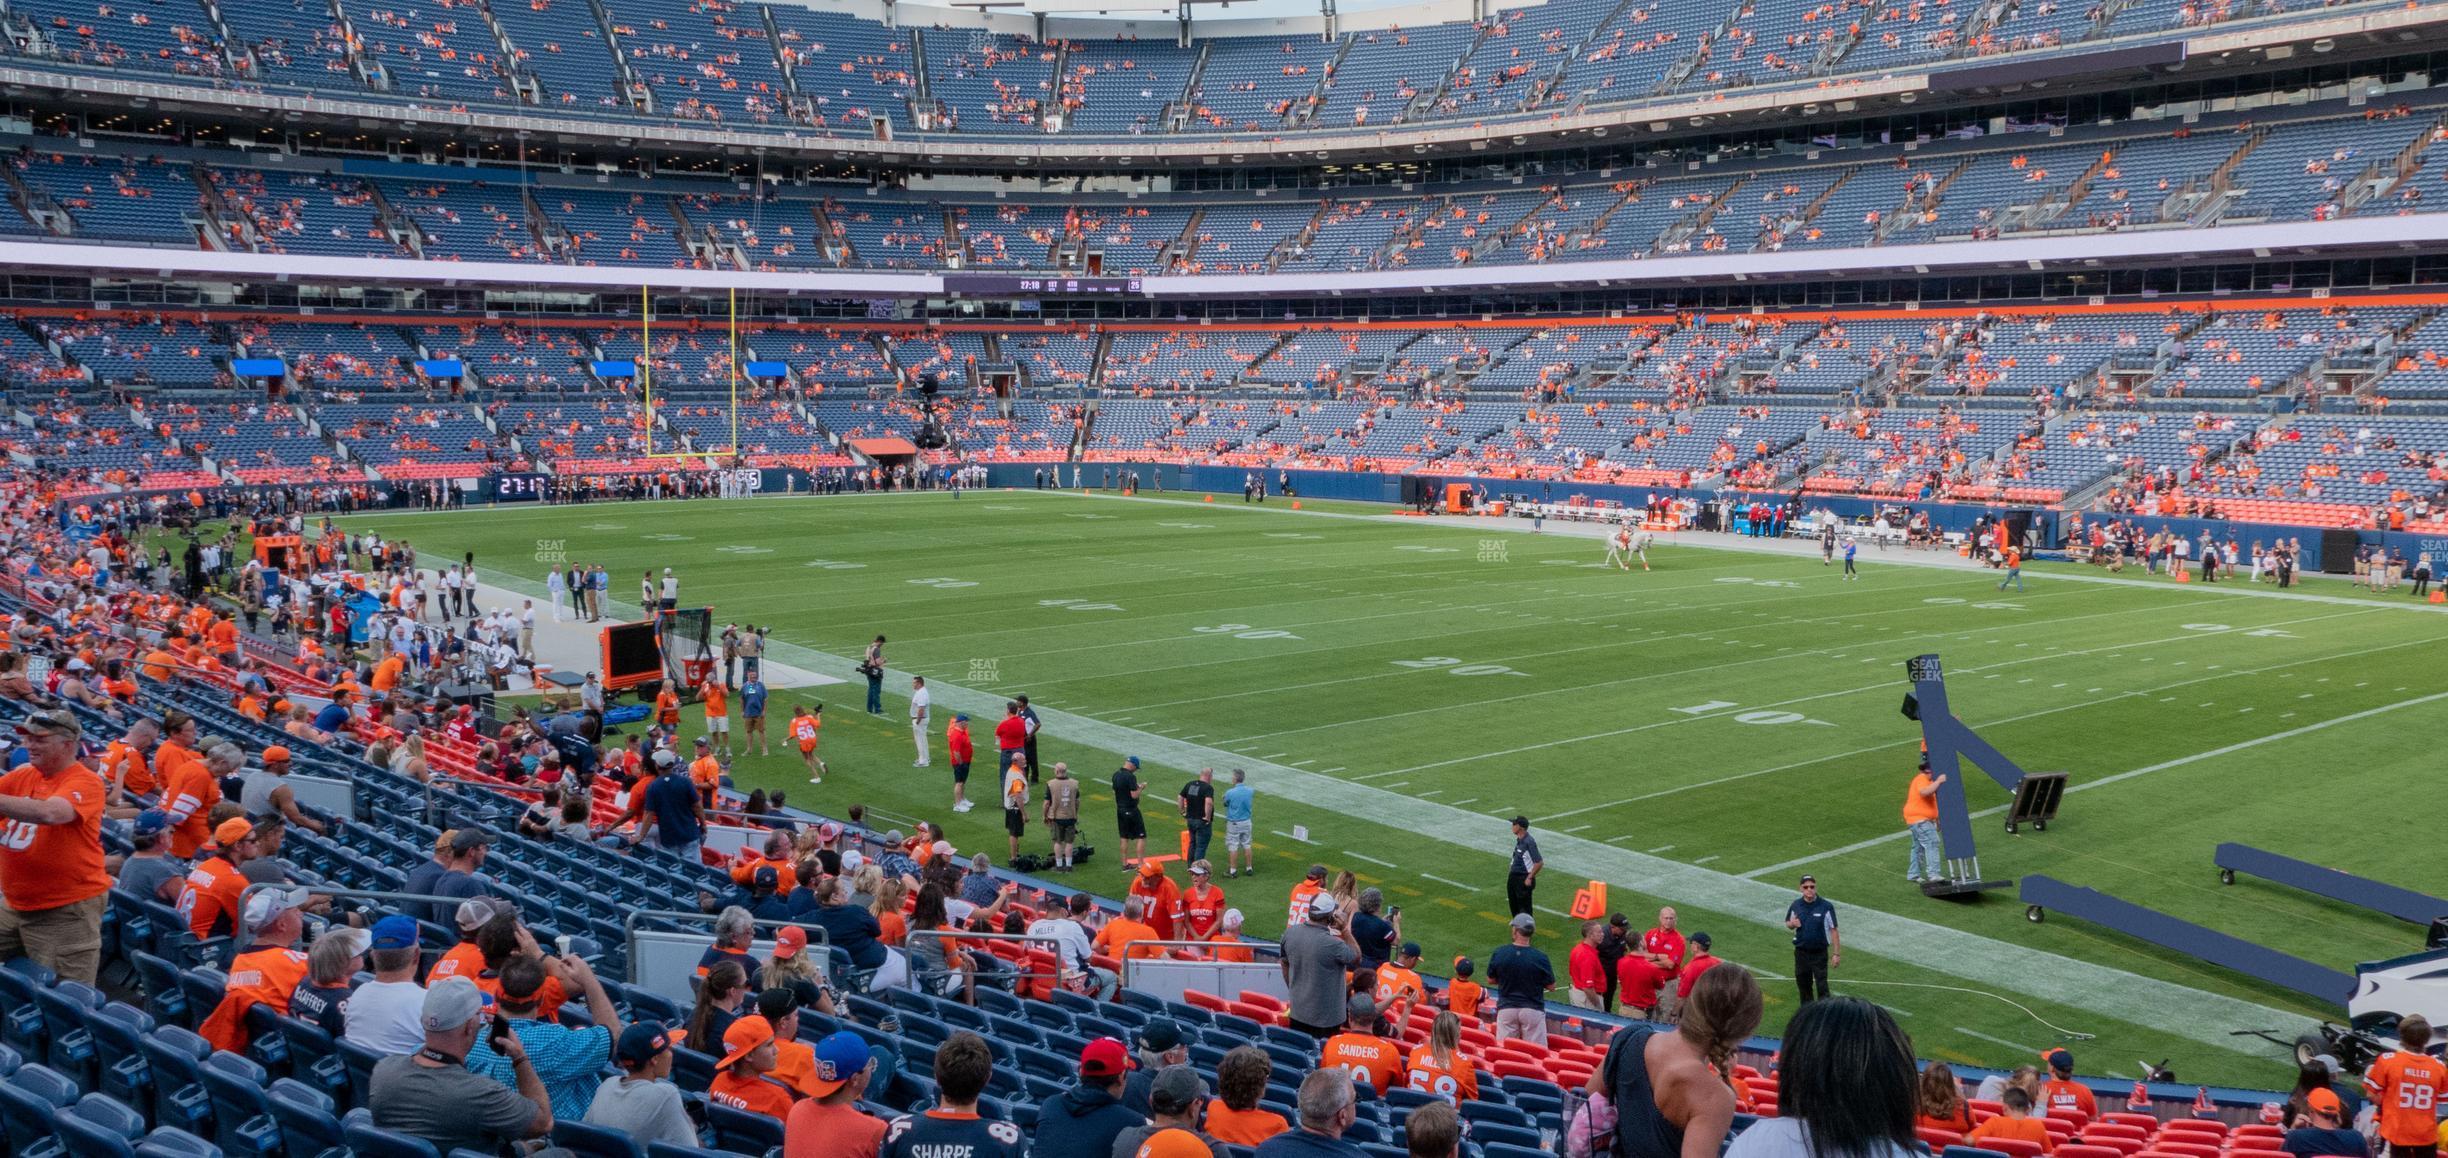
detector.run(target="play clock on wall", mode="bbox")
[942,273,1145,298]
[494,473,550,501]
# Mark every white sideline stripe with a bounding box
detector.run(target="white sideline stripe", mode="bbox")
[1346,851,1399,868]
[1738,689,2448,880]
[1955,1027,2047,1055]
[1272,830,1316,844]
[1420,874,1482,892]
[451,509,2315,1060]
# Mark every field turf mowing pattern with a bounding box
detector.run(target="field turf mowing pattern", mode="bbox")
[344,488,2448,1089]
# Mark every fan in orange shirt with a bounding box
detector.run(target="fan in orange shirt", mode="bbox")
[2364,1016,2445,1154]
[1405,1012,1481,1103]
[1374,943,1428,1029]
[688,737,725,807]
[699,675,730,761]
[2038,1050,2096,1122]
[1208,909,1254,963]
[1968,1088,2057,1154]
[1207,1046,1291,1147]
[1320,994,1403,1096]
[1443,958,1485,1020]
[655,684,682,729]
[1092,897,1163,961]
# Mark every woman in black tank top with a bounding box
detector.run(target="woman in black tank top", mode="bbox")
[1593,963,1764,1158]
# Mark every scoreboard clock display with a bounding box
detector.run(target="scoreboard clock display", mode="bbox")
[942,273,1145,297]
[495,472,549,501]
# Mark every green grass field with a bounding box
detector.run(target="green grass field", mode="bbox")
[341,487,2448,1090]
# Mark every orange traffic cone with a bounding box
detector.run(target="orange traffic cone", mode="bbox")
[2430,589,2444,604]
[1291,501,1301,510]
[2175,567,2192,584]
[1202,494,1212,502]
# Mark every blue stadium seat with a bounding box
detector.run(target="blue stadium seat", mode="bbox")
[135,1127,224,1157]
[199,1050,286,1157]
[274,1013,351,1105]
[57,1093,150,1157]
[336,1037,387,1108]
[141,1026,217,1138]
[706,1101,787,1152]
[267,1076,349,1155]
[343,1106,445,1157]
[552,1118,651,1157]
[84,1003,159,1116]
[645,1143,734,1158]
[0,1064,80,1157]
[0,957,57,1055]
[31,980,106,1088]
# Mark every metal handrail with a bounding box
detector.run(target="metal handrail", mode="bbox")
[1111,937,1279,988]
[903,928,1063,983]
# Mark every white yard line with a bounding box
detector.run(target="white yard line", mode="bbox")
[1420,874,1483,892]
[1346,851,1400,868]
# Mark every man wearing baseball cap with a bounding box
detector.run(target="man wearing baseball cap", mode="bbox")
[2039,1048,2098,1120]
[112,807,184,905]
[2281,1088,2368,1158]
[197,885,313,1051]
[1783,873,1839,1005]
[345,914,431,1055]
[784,1031,887,1158]
[0,708,110,983]
[1114,1067,1217,1158]
[238,744,329,836]
[709,1013,796,1119]
[1035,1038,1148,1158]
[582,1021,698,1150]
[1282,888,1360,1039]
[176,816,263,940]
[1487,913,1554,1046]
[369,977,554,1151]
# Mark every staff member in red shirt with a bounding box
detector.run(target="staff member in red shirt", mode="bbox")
[1666,933,1723,1022]
[0,710,112,983]
[947,713,975,814]
[993,702,1028,775]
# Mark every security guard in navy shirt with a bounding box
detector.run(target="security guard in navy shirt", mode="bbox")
[1784,874,1840,1005]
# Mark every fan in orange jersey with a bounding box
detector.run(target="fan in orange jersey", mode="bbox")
[1405,1012,1481,1103]
[1320,993,1403,1097]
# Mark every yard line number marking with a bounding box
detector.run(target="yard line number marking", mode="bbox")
[1192,624,1303,640]
[1391,656,1530,677]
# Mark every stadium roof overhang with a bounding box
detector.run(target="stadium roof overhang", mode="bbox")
[0,213,2436,299]
[2,0,2440,173]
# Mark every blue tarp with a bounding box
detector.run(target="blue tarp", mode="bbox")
[230,358,286,377]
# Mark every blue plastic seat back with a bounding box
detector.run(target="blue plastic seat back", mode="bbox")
[53,1098,142,1158]
[551,1118,651,1158]
[199,1051,284,1158]
[268,1076,348,1154]
[134,1126,224,1158]
[343,1109,447,1158]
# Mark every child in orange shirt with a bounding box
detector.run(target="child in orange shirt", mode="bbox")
[1969,1087,2056,1154]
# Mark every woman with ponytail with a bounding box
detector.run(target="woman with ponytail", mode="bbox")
[1590,960,1765,1158]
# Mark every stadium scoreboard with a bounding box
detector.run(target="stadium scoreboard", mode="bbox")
[943,273,1145,298]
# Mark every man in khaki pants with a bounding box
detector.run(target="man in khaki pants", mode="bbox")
[0,710,112,984]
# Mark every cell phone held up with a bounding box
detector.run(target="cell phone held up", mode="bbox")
[488,1011,515,1053]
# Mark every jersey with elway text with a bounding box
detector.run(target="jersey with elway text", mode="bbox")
[883,1108,1026,1158]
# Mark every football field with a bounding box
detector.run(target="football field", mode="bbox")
[343,487,2448,1089]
